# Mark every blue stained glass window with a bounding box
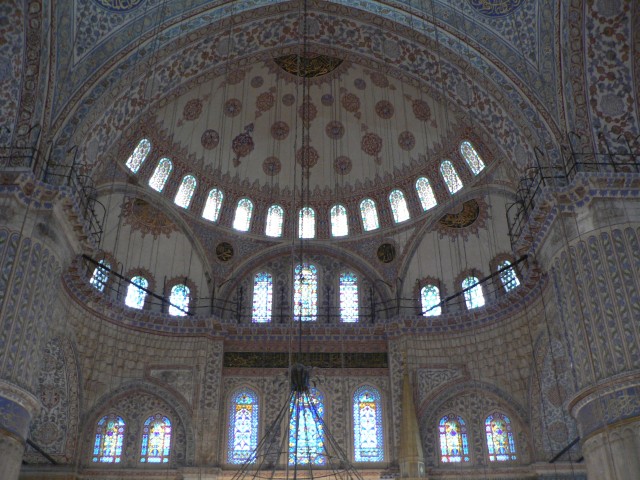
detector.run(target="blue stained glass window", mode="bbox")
[462,276,485,310]
[360,199,379,231]
[415,177,437,211]
[228,389,259,464]
[175,175,197,208]
[265,205,284,237]
[294,264,318,322]
[439,414,470,463]
[149,158,173,192]
[339,271,359,323]
[440,160,463,194]
[252,272,273,323]
[485,413,517,461]
[203,188,224,222]
[125,138,151,173]
[125,276,148,309]
[389,189,410,223]
[90,260,110,292]
[289,388,325,465]
[233,198,254,232]
[353,386,384,462]
[330,204,349,237]
[299,207,316,239]
[460,140,485,175]
[169,284,190,316]
[421,284,441,316]
[93,415,125,463]
[498,260,520,292]
[140,414,172,463]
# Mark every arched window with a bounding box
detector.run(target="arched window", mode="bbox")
[360,198,379,231]
[353,386,384,462]
[233,198,254,232]
[460,140,485,175]
[289,388,325,465]
[149,158,173,192]
[174,175,197,208]
[90,260,110,292]
[298,207,316,239]
[389,189,410,223]
[498,260,520,292]
[485,413,517,461]
[339,271,358,323]
[293,264,318,322]
[415,177,437,211]
[92,414,125,463]
[440,160,463,194]
[462,276,485,310]
[202,188,224,222]
[125,276,148,309]
[330,204,349,237]
[420,284,441,316]
[438,414,470,463]
[228,389,259,464]
[265,205,284,237]
[125,138,151,173]
[140,414,172,463]
[168,284,190,316]
[252,272,273,323]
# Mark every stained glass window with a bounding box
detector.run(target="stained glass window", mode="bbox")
[330,204,349,237]
[439,414,469,463]
[298,207,316,239]
[460,140,485,175]
[92,414,125,463]
[462,276,485,310]
[421,284,441,316]
[294,264,318,322]
[415,177,438,211]
[252,272,273,323]
[125,276,148,309]
[90,260,110,292]
[265,205,284,237]
[289,388,325,465]
[485,413,517,461]
[339,271,359,323]
[233,198,254,232]
[125,138,151,173]
[498,260,520,292]
[360,199,379,231]
[174,175,197,208]
[353,386,384,462]
[440,160,463,194]
[140,414,172,463]
[168,284,190,316]
[149,158,173,192]
[389,189,410,223]
[228,389,259,464]
[202,188,224,222]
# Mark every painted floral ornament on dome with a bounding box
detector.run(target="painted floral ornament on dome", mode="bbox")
[468,0,524,17]
[232,124,255,167]
[92,0,144,12]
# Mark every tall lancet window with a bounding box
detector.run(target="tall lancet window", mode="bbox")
[149,158,173,192]
[233,198,254,232]
[440,160,463,194]
[339,271,359,323]
[415,177,437,211]
[252,272,273,323]
[174,175,197,208]
[228,389,259,464]
[298,207,316,239]
[125,138,151,173]
[202,188,224,222]
[125,276,148,309]
[439,414,470,463]
[140,415,172,463]
[265,205,284,238]
[360,198,379,231]
[289,388,325,465]
[389,189,410,223]
[293,264,318,322]
[485,413,517,461]
[93,415,126,463]
[330,204,349,237]
[460,140,485,175]
[353,386,384,462]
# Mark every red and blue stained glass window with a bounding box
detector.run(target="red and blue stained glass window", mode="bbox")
[252,272,273,323]
[353,386,384,462]
[439,414,469,463]
[228,389,259,464]
[93,414,125,463]
[289,388,325,465]
[294,264,318,322]
[339,271,359,323]
[485,413,517,461]
[140,414,172,463]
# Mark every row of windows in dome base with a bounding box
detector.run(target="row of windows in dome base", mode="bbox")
[125,138,485,237]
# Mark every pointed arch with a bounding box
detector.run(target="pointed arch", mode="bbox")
[330,204,349,237]
[140,414,172,463]
[485,413,517,461]
[420,284,441,316]
[233,198,254,232]
[460,140,485,175]
[353,386,384,462]
[92,414,126,463]
[415,177,437,211]
[298,207,316,239]
[149,158,173,192]
[360,198,379,231]
[438,414,469,463]
[228,389,260,464]
[389,189,410,223]
[202,188,224,222]
[174,175,197,208]
[265,205,284,237]
[440,160,463,194]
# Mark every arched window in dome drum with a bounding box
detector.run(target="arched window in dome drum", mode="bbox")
[252,272,273,323]
[174,175,197,208]
[293,264,318,322]
[460,140,485,175]
[125,138,151,173]
[389,189,410,223]
[353,386,384,462]
[125,276,148,309]
[140,414,172,463]
[168,284,190,316]
[462,276,485,310]
[228,389,259,464]
[265,205,284,237]
[233,198,254,232]
[93,415,125,463]
[330,204,349,237]
[498,260,520,292]
[485,413,517,461]
[90,260,110,292]
[149,158,173,192]
[298,207,316,239]
[202,188,224,222]
[360,199,379,231]
[439,414,470,463]
[420,284,441,316]
[415,177,437,211]
[440,160,463,194]
[289,388,325,465]
[339,271,358,323]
